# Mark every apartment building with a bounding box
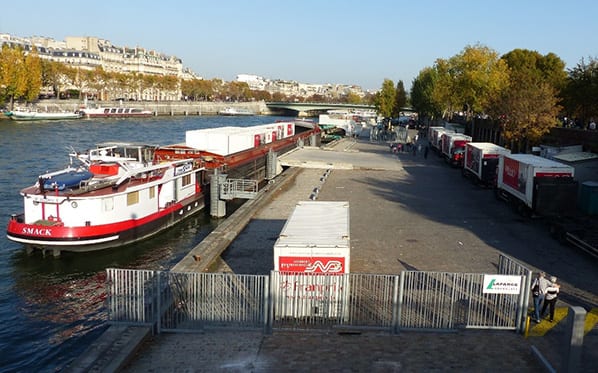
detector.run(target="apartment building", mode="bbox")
[0,33,194,100]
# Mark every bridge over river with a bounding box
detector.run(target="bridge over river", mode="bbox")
[265,101,376,116]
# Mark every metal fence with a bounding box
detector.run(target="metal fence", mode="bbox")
[106,254,531,334]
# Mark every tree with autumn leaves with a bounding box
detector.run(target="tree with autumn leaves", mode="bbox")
[0,44,42,109]
[489,49,566,151]
[410,44,568,151]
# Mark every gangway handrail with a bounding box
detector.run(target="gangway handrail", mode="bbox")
[220,178,258,200]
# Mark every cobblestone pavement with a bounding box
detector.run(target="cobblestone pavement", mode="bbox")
[123,135,598,372]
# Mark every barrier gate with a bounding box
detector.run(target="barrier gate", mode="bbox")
[106,254,531,333]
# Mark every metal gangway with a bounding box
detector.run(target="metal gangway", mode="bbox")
[219,178,258,200]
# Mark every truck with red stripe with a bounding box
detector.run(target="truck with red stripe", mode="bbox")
[440,133,472,167]
[495,153,578,216]
[462,142,511,186]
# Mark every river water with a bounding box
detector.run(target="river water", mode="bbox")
[0,114,290,372]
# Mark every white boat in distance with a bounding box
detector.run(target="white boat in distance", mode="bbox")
[78,106,153,118]
[6,108,83,121]
[318,109,378,137]
[218,107,254,116]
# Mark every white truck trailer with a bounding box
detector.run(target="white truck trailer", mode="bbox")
[272,201,351,318]
[496,154,577,216]
[463,142,511,186]
[440,133,472,166]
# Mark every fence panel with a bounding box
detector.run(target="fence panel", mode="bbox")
[160,272,268,332]
[106,268,159,325]
[498,253,533,332]
[399,271,522,331]
[270,272,398,331]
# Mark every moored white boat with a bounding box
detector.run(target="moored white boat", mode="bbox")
[318,109,379,137]
[78,106,153,118]
[7,108,83,121]
[6,120,321,255]
[7,143,206,255]
[218,107,254,116]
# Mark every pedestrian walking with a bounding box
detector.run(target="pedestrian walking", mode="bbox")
[530,271,549,323]
[424,146,429,159]
[540,276,560,322]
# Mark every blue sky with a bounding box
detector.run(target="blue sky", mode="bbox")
[1,0,596,91]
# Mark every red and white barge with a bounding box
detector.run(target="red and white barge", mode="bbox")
[7,142,206,255]
[6,120,320,256]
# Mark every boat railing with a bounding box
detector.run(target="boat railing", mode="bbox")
[71,178,117,195]
[219,178,258,200]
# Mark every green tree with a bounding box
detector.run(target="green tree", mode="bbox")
[374,78,396,118]
[410,66,442,120]
[345,92,362,104]
[489,79,560,151]
[435,44,510,120]
[40,60,65,98]
[562,57,598,124]
[393,80,407,116]
[491,49,565,151]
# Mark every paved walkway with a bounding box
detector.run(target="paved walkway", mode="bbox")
[121,135,597,372]
[124,329,544,372]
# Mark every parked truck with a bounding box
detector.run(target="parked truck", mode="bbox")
[495,153,578,217]
[430,127,454,153]
[462,142,511,186]
[440,133,472,166]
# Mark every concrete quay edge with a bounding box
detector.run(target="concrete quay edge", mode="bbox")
[63,325,151,373]
[171,166,303,273]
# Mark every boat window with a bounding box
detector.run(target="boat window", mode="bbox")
[110,108,117,113]
[104,108,110,114]
[182,174,191,187]
[127,191,139,206]
[117,108,124,114]
[149,186,156,199]
[103,197,114,211]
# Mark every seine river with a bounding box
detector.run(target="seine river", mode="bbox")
[0,114,290,372]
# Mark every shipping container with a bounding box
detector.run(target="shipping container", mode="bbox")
[496,154,577,216]
[273,201,350,318]
[463,142,511,186]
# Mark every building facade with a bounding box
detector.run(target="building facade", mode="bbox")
[0,33,196,101]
